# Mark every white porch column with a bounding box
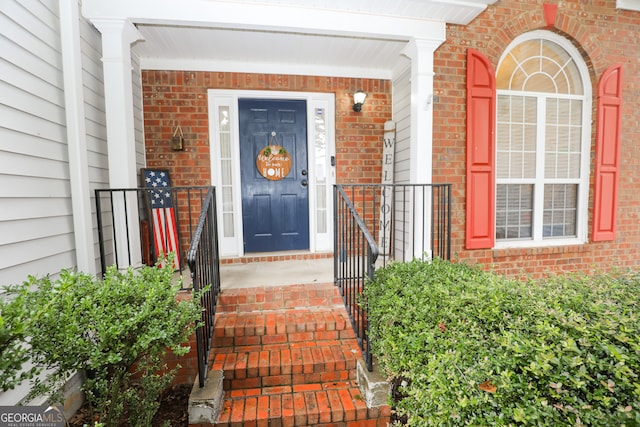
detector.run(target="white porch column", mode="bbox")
[92,18,145,268]
[402,38,442,184]
[92,18,142,187]
[402,38,443,259]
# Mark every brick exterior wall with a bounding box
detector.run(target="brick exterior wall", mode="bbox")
[433,0,640,277]
[141,72,392,187]
[141,0,640,279]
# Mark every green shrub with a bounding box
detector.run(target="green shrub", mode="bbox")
[365,258,640,426]
[0,284,40,391]
[18,258,204,427]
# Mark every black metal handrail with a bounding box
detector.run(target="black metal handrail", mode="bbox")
[186,187,221,388]
[334,185,379,371]
[334,183,452,371]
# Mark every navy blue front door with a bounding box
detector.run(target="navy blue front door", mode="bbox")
[239,99,309,252]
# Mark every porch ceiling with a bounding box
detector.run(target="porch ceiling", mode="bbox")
[83,0,496,79]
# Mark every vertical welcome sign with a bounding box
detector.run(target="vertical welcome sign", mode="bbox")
[379,121,396,256]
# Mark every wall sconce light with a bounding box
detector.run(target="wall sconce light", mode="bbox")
[352,90,367,112]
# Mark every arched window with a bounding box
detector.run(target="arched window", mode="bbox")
[494,31,591,246]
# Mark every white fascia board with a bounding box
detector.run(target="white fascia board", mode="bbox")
[138,57,394,79]
[83,0,445,41]
[434,0,496,8]
[617,0,640,11]
[431,0,497,22]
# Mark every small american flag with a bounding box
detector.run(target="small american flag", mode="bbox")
[143,169,180,269]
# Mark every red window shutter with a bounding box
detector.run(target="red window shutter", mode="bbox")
[466,49,496,249]
[592,64,623,242]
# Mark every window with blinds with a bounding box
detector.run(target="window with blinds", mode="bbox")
[495,36,589,243]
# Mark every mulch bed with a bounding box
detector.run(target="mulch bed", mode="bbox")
[67,384,190,427]
[390,376,408,425]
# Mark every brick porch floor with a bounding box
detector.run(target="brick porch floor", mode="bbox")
[190,282,390,426]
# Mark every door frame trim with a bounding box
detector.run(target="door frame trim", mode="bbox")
[208,89,336,257]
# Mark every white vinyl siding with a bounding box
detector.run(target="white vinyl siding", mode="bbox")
[0,0,74,284]
[79,7,110,273]
[0,0,111,407]
[0,0,110,280]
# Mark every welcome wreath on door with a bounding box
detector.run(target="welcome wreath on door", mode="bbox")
[255,131,292,181]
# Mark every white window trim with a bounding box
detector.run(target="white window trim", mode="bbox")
[207,89,336,257]
[494,30,592,250]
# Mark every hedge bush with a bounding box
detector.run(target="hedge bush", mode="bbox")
[0,284,40,391]
[365,258,640,426]
[3,258,204,427]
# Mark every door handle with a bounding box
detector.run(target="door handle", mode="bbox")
[301,179,308,187]
[301,169,307,176]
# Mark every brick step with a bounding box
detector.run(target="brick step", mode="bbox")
[193,283,390,427]
[213,309,351,338]
[213,327,357,351]
[212,307,356,349]
[212,343,359,390]
[216,283,344,313]
[214,381,390,427]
